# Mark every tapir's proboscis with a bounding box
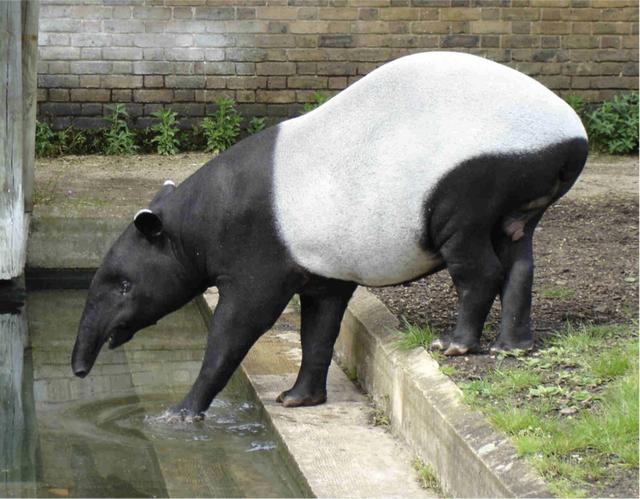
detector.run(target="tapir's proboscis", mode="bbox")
[72,52,588,419]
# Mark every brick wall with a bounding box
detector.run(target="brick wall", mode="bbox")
[37,0,639,129]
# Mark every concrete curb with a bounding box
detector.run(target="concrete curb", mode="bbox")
[334,288,552,499]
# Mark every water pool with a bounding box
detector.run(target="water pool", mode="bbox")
[0,288,309,498]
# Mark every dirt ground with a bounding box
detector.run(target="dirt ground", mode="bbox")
[34,153,210,218]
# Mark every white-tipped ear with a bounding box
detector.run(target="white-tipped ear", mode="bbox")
[134,209,163,238]
[163,180,175,187]
[133,208,152,221]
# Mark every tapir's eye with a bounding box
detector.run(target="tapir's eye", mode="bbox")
[119,280,131,295]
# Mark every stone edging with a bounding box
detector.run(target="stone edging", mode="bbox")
[334,287,552,498]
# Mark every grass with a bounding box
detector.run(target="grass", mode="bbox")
[368,395,390,427]
[440,365,458,377]
[413,458,443,494]
[461,322,638,497]
[540,286,576,300]
[394,318,437,350]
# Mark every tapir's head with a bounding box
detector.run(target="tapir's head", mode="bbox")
[72,181,198,378]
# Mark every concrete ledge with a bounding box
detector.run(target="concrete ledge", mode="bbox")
[27,217,127,269]
[334,288,552,498]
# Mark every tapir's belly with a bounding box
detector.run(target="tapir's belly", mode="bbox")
[272,124,447,286]
[271,52,586,286]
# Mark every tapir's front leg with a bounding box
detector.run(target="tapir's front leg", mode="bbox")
[170,278,301,420]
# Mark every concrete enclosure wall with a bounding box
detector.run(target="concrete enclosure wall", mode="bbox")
[37,0,639,129]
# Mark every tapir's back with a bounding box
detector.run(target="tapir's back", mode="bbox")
[271,52,586,286]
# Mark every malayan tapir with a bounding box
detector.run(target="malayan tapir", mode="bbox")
[72,52,588,418]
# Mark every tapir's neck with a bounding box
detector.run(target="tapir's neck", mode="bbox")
[161,125,283,288]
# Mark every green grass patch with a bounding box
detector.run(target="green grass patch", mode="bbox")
[440,365,458,377]
[394,318,437,351]
[461,322,638,497]
[540,286,575,300]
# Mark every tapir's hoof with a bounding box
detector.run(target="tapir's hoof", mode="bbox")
[276,390,327,408]
[431,337,479,356]
[163,407,205,423]
[490,338,534,354]
[444,342,480,356]
[430,337,448,351]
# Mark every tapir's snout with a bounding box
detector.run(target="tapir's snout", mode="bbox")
[71,327,102,378]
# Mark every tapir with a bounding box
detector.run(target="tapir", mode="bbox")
[72,52,588,418]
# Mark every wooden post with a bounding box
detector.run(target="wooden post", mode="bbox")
[22,0,40,214]
[0,0,27,279]
[0,299,28,492]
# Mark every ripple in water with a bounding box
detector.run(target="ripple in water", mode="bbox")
[140,395,271,450]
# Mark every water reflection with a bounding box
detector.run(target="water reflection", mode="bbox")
[0,289,307,498]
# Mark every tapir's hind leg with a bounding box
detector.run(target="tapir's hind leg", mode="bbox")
[277,279,356,407]
[491,213,543,352]
[431,233,504,356]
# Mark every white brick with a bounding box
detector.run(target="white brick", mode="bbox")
[103,20,144,33]
[165,48,205,61]
[70,34,112,47]
[39,46,80,60]
[102,47,143,60]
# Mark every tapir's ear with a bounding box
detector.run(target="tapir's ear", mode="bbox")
[134,209,163,238]
[149,180,176,210]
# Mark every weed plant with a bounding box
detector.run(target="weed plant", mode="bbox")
[104,104,137,155]
[412,458,443,493]
[247,116,266,135]
[150,109,180,155]
[565,92,639,155]
[200,98,242,154]
[302,91,329,114]
[35,121,59,157]
[586,92,638,155]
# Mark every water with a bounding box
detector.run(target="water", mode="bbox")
[1,288,309,498]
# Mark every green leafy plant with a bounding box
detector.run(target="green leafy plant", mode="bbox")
[104,104,138,155]
[36,122,96,157]
[200,98,242,154]
[565,94,586,116]
[150,109,180,155]
[586,92,638,155]
[65,128,88,155]
[302,91,329,114]
[35,121,60,157]
[247,116,266,135]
